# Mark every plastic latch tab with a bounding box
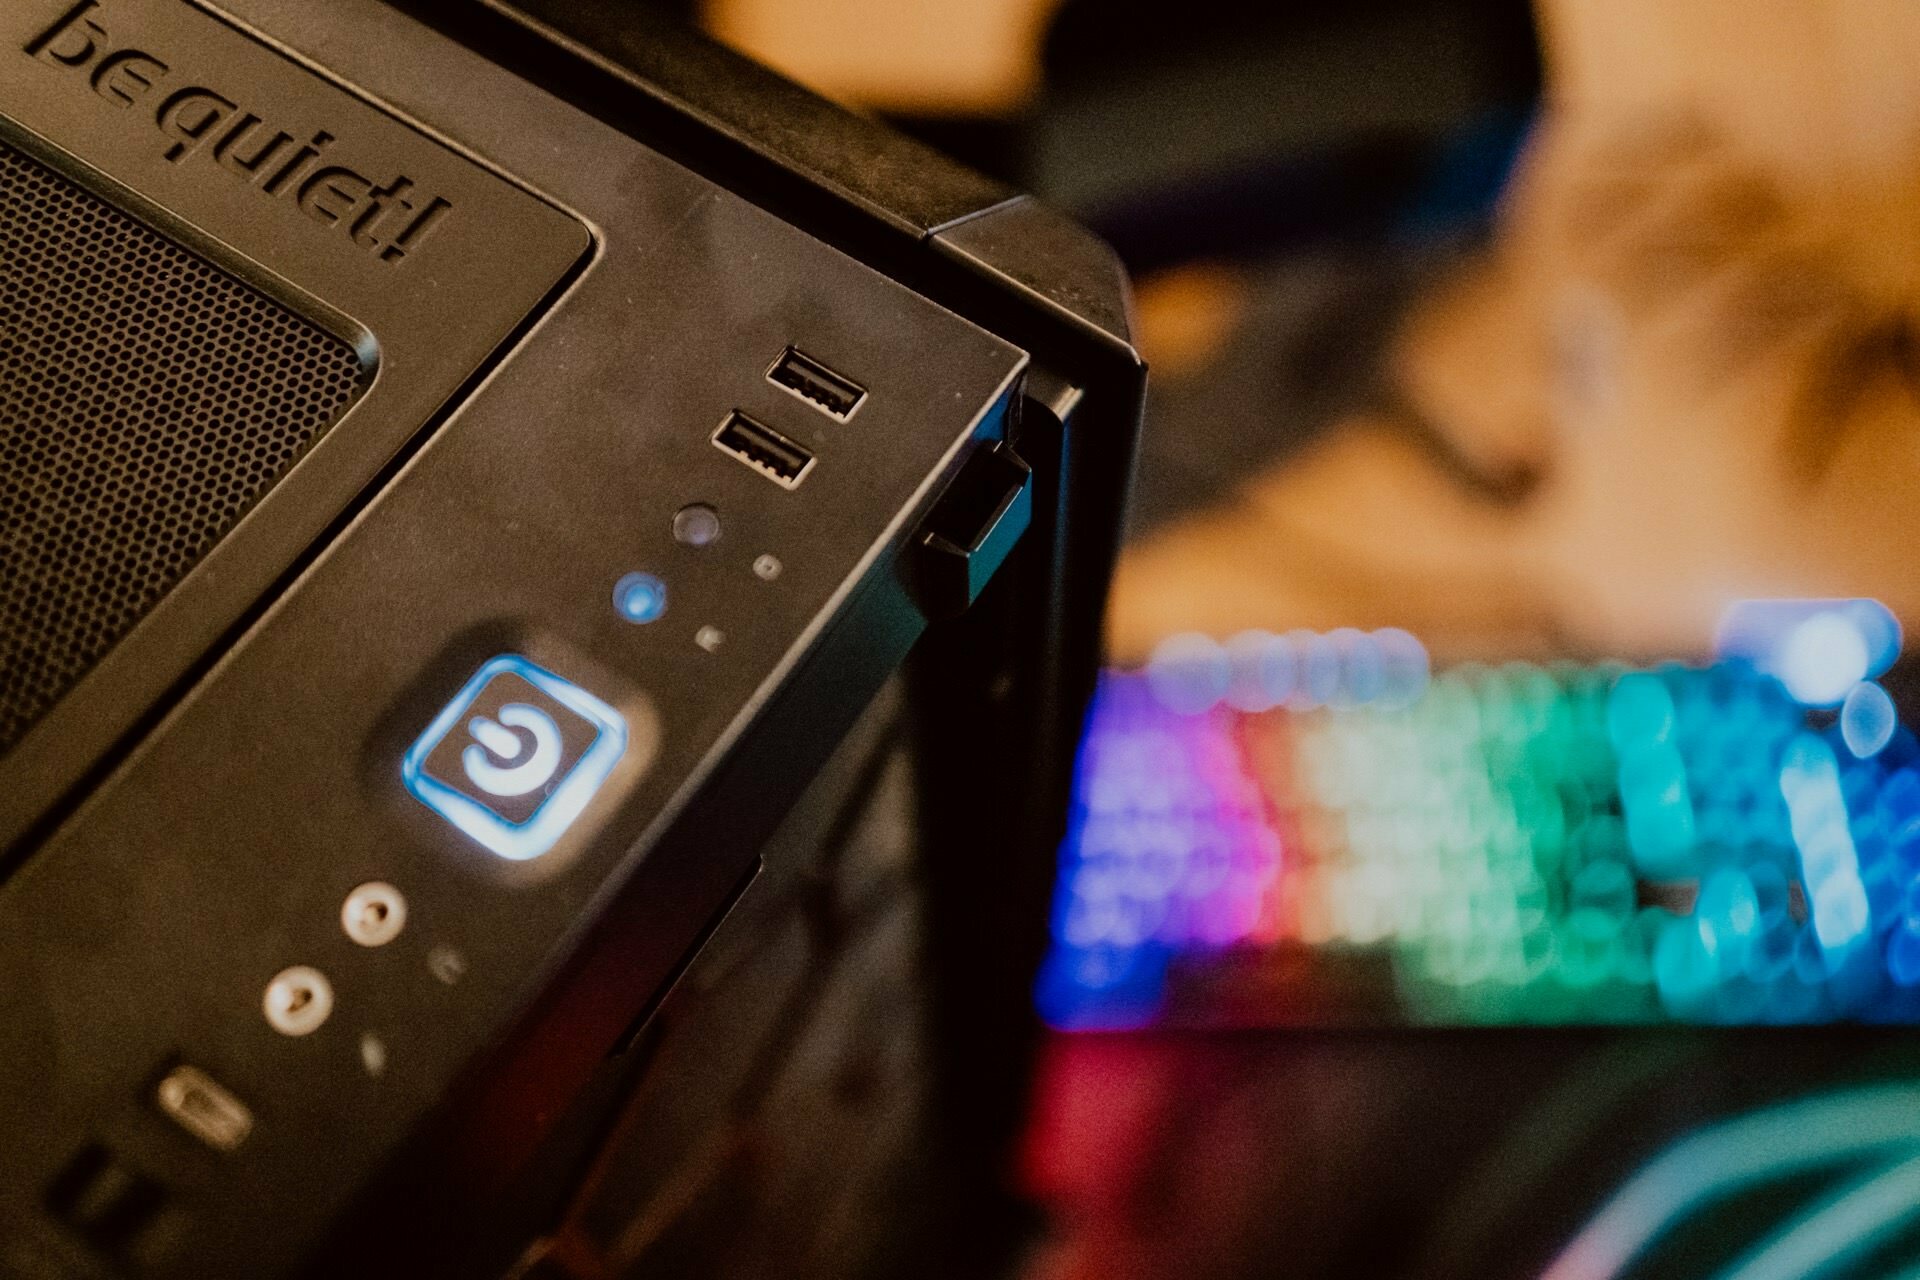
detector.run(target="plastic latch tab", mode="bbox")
[912,442,1033,621]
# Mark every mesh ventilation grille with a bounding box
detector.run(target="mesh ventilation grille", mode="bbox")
[0,139,365,755]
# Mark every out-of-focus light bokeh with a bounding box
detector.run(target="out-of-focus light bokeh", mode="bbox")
[1041,601,1920,1029]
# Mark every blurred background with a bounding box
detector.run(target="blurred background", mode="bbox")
[541,2,1920,1277]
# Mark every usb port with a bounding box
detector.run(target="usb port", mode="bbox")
[766,347,865,421]
[712,411,814,489]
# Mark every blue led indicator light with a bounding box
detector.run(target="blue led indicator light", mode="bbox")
[613,572,668,624]
[402,655,627,861]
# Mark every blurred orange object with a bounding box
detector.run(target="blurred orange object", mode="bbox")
[703,0,1063,114]
[1108,0,1920,667]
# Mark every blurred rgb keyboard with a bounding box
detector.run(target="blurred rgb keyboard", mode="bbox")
[1040,614,1920,1029]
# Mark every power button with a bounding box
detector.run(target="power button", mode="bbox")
[401,655,627,861]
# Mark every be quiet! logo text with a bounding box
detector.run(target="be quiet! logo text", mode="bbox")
[25,0,455,266]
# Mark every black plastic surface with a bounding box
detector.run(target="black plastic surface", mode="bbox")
[0,1,1026,1274]
[0,0,589,854]
[0,0,1147,1274]
[352,9,1149,1265]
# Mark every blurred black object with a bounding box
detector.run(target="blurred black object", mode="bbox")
[1038,0,1541,534]
[893,1,1541,534]
[1044,0,1538,267]
[881,0,1538,269]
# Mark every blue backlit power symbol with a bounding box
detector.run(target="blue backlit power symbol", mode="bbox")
[403,655,627,861]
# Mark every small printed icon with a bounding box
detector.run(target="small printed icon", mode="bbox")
[402,655,626,860]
